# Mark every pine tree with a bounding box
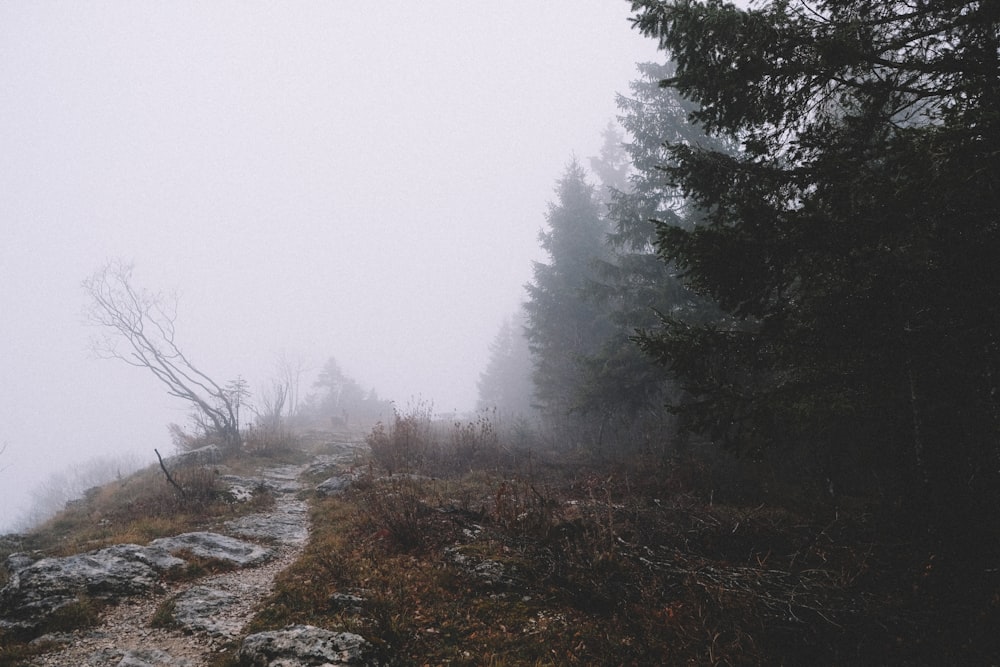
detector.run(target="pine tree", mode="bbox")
[630,0,1000,532]
[524,160,613,437]
[477,311,535,419]
[576,64,727,443]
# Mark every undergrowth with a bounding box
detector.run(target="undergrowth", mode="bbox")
[4,411,997,665]
[234,407,1000,665]
[1,457,275,565]
[0,443,294,660]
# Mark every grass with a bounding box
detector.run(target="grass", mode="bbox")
[231,408,1000,666]
[0,443,295,660]
[5,412,999,665]
[0,457,277,566]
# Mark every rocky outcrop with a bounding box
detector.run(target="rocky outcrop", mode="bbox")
[226,510,308,544]
[218,475,265,503]
[0,544,185,630]
[0,532,271,632]
[238,624,377,666]
[1,454,373,665]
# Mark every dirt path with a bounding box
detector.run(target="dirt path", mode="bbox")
[24,459,329,667]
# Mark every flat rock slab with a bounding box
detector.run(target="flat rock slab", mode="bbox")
[225,506,308,544]
[218,475,263,503]
[116,648,193,666]
[0,544,185,628]
[149,532,273,567]
[239,624,377,666]
[169,585,240,637]
[256,464,304,495]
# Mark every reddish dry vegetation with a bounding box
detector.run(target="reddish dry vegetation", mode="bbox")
[247,433,1000,666]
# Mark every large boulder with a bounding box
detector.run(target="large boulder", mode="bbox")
[238,624,377,666]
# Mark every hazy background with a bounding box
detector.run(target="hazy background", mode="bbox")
[0,2,659,530]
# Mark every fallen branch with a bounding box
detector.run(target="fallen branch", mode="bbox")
[155,448,186,499]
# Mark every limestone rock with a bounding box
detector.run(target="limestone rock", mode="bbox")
[217,475,261,503]
[0,544,184,628]
[149,532,273,567]
[4,551,38,573]
[117,647,193,666]
[169,585,239,637]
[315,475,352,496]
[238,624,377,666]
[226,507,308,544]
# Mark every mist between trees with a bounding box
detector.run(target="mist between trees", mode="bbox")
[482,0,1000,553]
[14,0,993,560]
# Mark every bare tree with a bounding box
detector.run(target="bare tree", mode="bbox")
[254,380,288,432]
[275,351,308,420]
[83,260,241,450]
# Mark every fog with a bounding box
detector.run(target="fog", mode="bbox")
[0,2,659,530]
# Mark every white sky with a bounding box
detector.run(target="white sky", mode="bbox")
[0,1,661,529]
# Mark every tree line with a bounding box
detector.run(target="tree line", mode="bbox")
[478,0,1000,544]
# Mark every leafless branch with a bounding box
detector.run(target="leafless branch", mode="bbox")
[83,259,241,448]
[155,448,186,499]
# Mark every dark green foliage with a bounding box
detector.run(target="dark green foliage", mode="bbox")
[629,0,1000,534]
[577,65,727,443]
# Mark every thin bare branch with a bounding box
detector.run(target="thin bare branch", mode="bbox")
[82,260,241,449]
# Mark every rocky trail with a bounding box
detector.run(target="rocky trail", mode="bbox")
[1,444,371,667]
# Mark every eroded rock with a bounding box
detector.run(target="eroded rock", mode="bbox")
[169,585,239,637]
[0,544,184,629]
[149,532,273,567]
[238,624,376,666]
[226,508,308,544]
[218,475,263,503]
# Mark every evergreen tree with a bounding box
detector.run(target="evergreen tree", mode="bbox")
[630,0,1000,532]
[576,64,727,443]
[302,357,391,428]
[524,160,613,436]
[477,310,535,419]
[588,122,631,205]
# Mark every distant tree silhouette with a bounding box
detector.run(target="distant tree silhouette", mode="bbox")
[477,310,535,419]
[524,160,613,442]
